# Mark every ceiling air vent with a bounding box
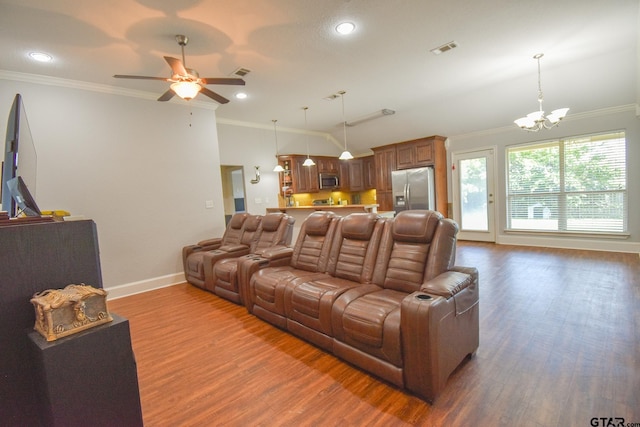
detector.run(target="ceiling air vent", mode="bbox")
[231,67,251,77]
[430,41,458,55]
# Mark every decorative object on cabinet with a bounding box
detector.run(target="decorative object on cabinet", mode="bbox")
[30,284,112,342]
[514,53,569,131]
[272,120,284,172]
[302,107,315,167]
[338,91,353,160]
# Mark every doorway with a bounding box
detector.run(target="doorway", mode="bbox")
[452,148,496,242]
[220,166,246,225]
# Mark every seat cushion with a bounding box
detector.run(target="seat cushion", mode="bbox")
[285,275,361,335]
[333,288,405,367]
[251,266,319,316]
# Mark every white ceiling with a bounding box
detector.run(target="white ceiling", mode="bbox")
[1,0,638,156]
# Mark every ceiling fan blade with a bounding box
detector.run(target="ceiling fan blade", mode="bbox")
[200,78,246,86]
[164,56,187,76]
[113,75,170,81]
[200,87,229,104]
[157,89,175,102]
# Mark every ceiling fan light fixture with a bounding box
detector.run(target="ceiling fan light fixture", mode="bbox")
[235,92,248,99]
[171,81,201,100]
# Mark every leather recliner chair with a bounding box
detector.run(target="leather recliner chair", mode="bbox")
[182,213,253,290]
[208,213,295,304]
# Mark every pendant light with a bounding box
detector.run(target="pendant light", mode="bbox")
[302,107,315,166]
[338,91,353,160]
[272,120,285,172]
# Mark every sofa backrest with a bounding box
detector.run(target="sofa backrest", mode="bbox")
[290,211,338,273]
[326,213,384,283]
[251,213,296,254]
[221,213,249,246]
[372,210,456,293]
[239,214,263,246]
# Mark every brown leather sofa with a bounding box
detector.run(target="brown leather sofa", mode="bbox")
[209,213,295,303]
[182,213,294,293]
[236,210,479,402]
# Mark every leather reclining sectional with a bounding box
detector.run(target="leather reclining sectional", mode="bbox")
[183,210,479,402]
[182,212,295,297]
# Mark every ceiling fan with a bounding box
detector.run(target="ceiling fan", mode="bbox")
[113,35,245,104]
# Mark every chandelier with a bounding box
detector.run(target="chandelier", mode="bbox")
[514,53,569,131]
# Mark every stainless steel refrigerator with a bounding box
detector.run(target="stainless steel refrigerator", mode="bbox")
[391,166,435,212]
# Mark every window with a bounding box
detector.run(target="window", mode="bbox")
[507,131,627,234]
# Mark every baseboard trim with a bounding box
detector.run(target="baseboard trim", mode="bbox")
[496,235,640,254]
[106,273,185,300]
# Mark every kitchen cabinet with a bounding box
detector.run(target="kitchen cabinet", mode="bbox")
[278,155,319,194]
[347,158,363,191]
[362,155,375,189]
[292,156,319,193]
[396,137,435,169]
[316,157,339,174]
[372,135,447,216]
[372,145,396,212]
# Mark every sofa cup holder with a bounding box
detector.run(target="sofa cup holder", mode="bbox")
[416,294,433,301]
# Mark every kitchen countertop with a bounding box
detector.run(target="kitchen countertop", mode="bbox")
[267,204,378,211]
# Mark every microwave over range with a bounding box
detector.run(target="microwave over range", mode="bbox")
[319,173,340,190]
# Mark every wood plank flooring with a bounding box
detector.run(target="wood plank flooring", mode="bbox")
[108,242,640,427]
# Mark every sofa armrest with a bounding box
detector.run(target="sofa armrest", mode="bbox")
[256,246,294,261]
[197,237,223,249]
[421,267,478,316]
[218,244,250,254]
[401,281,479,402]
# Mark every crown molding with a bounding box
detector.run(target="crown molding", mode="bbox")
[0,70,219,110]
[451,104,637,141]
[216,117,343,150]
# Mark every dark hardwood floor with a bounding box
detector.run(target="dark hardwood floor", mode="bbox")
[108,242,640,426]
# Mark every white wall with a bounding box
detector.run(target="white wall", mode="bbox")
[448,107,640,253]
[0,79,227,296]
[216,122,343,214]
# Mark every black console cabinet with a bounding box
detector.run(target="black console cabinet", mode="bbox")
[0,220,141,425]
[29,313,143,427]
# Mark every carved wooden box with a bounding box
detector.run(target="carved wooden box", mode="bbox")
[31,284,113,341]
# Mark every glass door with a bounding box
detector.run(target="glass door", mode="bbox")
[452,148,496,241]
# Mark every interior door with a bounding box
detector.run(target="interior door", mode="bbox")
[452,148,496,242]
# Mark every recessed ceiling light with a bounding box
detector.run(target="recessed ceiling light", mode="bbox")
[235,92,248,100]
[335,22,356,35]
[28,52,53,62]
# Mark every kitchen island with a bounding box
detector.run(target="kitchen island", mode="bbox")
[266,204,388,243]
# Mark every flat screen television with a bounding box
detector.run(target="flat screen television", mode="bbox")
[6,176,41,217]
[2,94,37,217]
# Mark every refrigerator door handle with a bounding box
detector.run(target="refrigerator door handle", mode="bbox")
[406,183,411,209]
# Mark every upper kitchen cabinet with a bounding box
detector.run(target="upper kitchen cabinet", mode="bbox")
[396,137,440,169]
[362,155,375,190]
[372,136,448,216]
[278,155,319,193]
[316,157,340,174]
